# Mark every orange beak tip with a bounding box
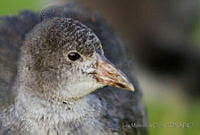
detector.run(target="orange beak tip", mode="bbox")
[127,84,135,91]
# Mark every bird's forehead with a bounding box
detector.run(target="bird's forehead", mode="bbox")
[43,17,102,56]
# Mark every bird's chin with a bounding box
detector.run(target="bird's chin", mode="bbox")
[58,81,104,101]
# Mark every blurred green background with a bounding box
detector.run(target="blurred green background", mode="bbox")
[0,0,200,135]
[0,0,41,15]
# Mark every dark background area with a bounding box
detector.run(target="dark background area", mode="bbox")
[76,0,200,98]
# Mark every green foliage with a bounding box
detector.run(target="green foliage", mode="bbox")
[146,99,200,135]
[0,0,41,15]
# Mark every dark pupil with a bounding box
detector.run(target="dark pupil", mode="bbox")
[68,52,80,61]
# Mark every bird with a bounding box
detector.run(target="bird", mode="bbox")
[0,4,148,135]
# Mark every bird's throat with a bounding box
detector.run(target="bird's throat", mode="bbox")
[15,88,103,127]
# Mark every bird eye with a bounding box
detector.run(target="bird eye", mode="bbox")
[68,52,81,61]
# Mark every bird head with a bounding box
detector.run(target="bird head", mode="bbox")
[20,17,134,102]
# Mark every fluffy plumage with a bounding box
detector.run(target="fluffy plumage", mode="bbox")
[0,4,148,135]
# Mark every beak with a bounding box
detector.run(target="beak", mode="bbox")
[95,53,135,91]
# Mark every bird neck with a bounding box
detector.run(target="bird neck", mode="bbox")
[15,87,103,126]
